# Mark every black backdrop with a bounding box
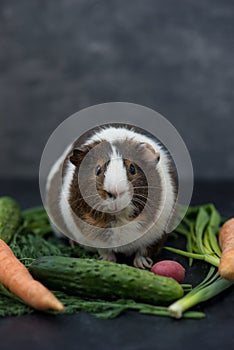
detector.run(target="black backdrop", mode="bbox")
[0,0,234,180]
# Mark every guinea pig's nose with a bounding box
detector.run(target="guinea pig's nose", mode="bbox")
[106,191,116,199]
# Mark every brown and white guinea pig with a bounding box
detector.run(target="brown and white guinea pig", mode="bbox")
[46,123,178,269]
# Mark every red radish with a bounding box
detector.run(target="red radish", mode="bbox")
[151,260,185,283]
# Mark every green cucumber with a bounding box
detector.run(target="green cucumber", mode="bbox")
[29,256,184,305]
[0,196,22,243]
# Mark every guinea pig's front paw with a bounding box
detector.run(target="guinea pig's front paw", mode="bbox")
[98,249,117,263]
[133,254,153,269]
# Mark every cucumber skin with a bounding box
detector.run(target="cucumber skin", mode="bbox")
[29,256,184,305]
[0,197,22,243]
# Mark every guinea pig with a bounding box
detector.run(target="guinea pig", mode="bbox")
[45,123,178,269]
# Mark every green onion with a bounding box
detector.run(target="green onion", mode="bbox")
[167,204,234,318]
[168,268,233,318]
[165,246,220,267]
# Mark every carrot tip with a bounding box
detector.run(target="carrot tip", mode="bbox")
[41,295,65,311]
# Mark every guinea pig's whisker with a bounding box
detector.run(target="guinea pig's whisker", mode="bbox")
[135,193,156,206]
[134,193,150,202]
[132,186,161,189]
[132,197,151,213]
[133,195,150,206]
[130,177,145,185]
[71,194,99,206]
[133,200,155,216]
[82,194,99,200]
[91,199,109,214]
[91,200,103,211]
[133,195,155,214]
[94,204,104,213]
[68,197,83,206]
[132,197,145,207]
[90,205,102,218]
[133,196,146,206]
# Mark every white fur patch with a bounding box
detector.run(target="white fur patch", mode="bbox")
[46,143,73,192]
[103,145,128,195]
[59,161,82,240]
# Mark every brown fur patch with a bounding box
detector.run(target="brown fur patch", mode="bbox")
[123,158,148,216]
[67,141,116,228]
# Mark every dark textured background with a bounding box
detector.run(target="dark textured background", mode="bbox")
[0,0,234,179]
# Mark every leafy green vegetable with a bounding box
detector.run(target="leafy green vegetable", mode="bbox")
[53,295,205,319]
[0,197,22,243]
[166,204,234,318]
[0,286,205,319]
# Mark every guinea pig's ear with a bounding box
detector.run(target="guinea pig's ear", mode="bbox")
[69,147,89,166]
[138,143,160,163]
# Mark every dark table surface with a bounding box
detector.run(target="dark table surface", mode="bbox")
[0,178,234,350]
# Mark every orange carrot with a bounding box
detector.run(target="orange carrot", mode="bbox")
[218,218,234,280]
[0,239,64,311]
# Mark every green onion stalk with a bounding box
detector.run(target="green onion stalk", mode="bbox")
[166,204,234,318]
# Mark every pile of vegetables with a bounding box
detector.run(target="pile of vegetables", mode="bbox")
[0,196,233,320]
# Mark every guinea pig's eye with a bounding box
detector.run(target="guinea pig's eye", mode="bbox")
[95,165,102,176]
[129,164,136,175]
